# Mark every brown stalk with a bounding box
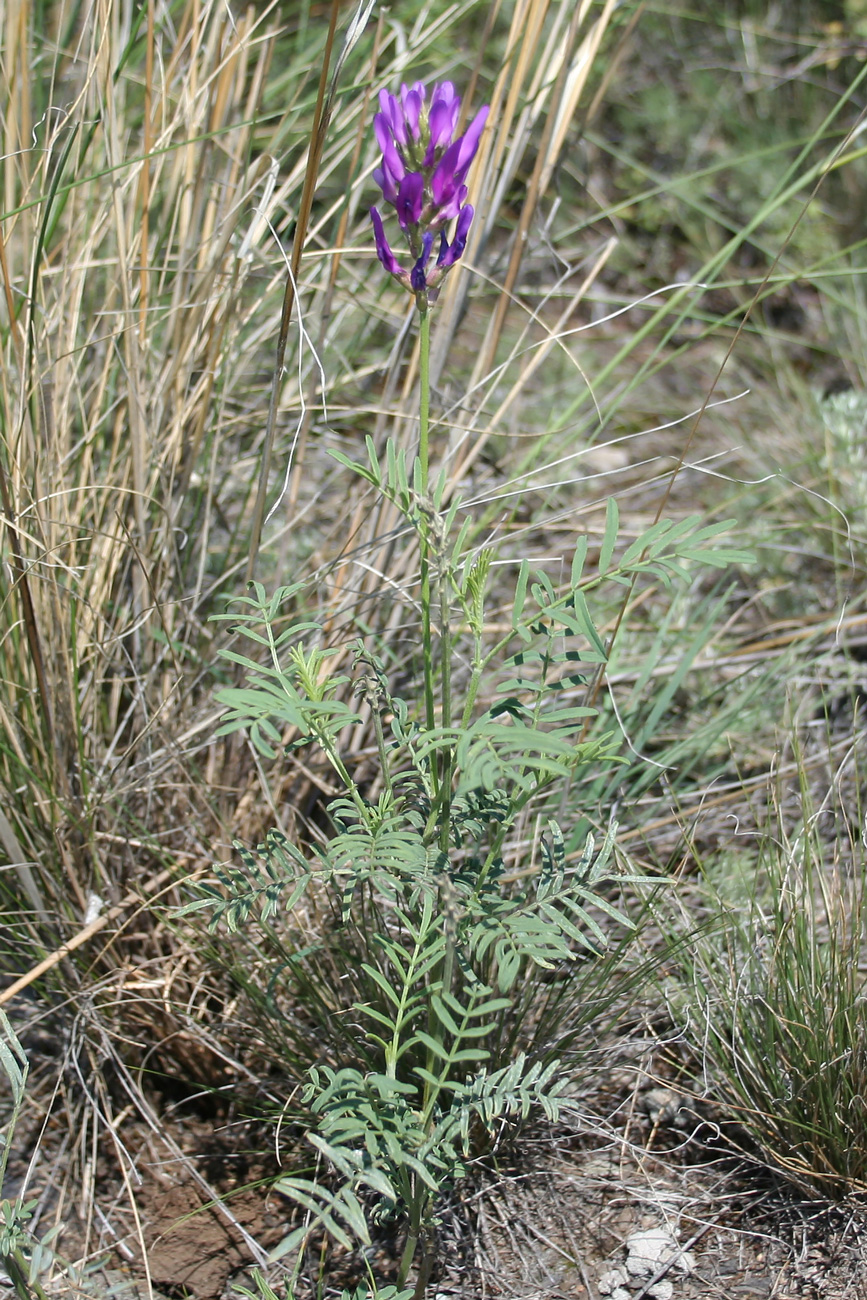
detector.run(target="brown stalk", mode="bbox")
[581,0,646,130]
[458,0,503,139]
[99,0,150,644]
[0,0,57,789]
[138,0,154,343]
[285,9,385,520]
[0,222,24,357]
[244,0,342,583]
[0,862,206,1008]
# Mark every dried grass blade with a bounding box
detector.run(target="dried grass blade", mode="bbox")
[246,0,347,581]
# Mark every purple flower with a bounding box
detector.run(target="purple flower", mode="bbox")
[370,207,403,278]
[400,84,424,140]
[431,106,488,197]
[369,79,489,307]
[374,114,406,179]
[426,82,461,160]
[411,233,434,292]
[396,172,424,230]
[436,205,474,271]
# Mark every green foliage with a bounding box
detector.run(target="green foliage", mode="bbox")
[233,1267,414,1300]
[0,1012,52,1300]
[178,454,748,1288]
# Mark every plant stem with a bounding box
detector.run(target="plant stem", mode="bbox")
[438,564,453,855]
[418,307,431,493]
[417,308,436,756]
[4,1247,49,1300]
[397,1223,419,1289]
[412,1231,436,1300]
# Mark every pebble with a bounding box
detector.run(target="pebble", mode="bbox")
[598,1268,629,1295]
[648,1282,674,1300]
[641,1086,688,1127]
[625,1227,696,1276]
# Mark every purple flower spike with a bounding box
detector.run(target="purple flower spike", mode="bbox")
[432,81,457,106]
[430,82,459,129]
[427,101,455,152]
[369,77,488,309]
[431,106,490,203]
[438,183,468,224]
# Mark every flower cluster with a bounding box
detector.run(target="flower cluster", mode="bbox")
[370,81,488,308]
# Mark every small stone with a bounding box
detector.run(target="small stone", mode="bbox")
[626,1228,695,1277]
[642,1087,684,1124]
[598,1268,629,1295]
[648,1282,674,1300]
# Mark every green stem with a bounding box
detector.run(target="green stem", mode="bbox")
[420,996,478,1130]
[437,564,453,856]
[418,307,430,492]
[397,1199,436,1294]
[418,308,436,756]
[412,1230,436,1300]
[4,1247,49,1300]
[397,1225,419,1288]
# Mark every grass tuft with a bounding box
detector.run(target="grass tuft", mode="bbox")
[660,732,867,1198]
